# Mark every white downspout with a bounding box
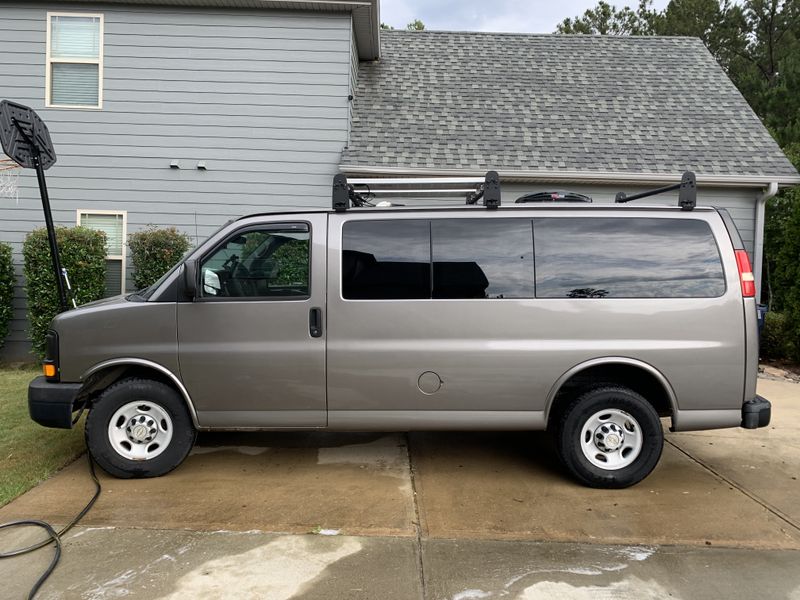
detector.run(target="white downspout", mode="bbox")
[753,182,779,302]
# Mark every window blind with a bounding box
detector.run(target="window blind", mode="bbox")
[51,63,99,106]
[51,16,100,59]
[80,213,123,256]
[104,259,123,297]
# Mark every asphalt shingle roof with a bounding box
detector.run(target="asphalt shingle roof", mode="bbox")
[342,31,799,181]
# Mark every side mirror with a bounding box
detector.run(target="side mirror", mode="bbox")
[183,261,197,299]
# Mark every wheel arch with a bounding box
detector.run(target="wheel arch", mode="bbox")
[80,358,200,429]
[545,357,678,430]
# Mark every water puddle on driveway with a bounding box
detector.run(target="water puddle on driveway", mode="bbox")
[516,577,678,599]
[157,535,362,599]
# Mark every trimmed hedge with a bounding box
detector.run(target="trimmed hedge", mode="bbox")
[23,227,107,359]
[0,242,14,350]
[128,226,191,290]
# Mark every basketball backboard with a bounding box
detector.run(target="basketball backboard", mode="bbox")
[0,100,57,170]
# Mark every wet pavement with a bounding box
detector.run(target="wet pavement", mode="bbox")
[1,377,798,599]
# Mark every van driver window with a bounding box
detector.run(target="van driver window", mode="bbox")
[200,227,310,298]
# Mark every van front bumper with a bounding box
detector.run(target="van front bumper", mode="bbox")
[741,395,771,429]
[28,376,82,429]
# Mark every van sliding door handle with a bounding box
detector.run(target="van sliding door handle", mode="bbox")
[309,307,323,338]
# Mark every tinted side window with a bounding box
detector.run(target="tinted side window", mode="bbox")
[343,220,430,299]
[432,219,534,299]
[534,218,725,298]
[200,226,310,298]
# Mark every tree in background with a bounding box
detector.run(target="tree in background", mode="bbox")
[557,0,658,34]
[558,0,800,359]
[380,20,426,31]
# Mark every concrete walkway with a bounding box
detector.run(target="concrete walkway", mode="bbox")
[1,377,798,599]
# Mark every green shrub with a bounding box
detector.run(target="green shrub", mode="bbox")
[272,239,309,285]
[760,312,791,360]
[23,227,107,359]
[772,191,800,362]
[0,242,14,349]
[128,226,191,290]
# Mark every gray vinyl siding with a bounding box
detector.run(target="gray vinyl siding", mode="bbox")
[0,1,354,360]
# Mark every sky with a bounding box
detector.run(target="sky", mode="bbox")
[379,0,671,34]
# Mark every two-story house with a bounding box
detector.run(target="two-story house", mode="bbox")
[0,0,797,359]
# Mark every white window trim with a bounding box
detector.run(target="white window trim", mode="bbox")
[77,209,127,294]
[46,12,104,110]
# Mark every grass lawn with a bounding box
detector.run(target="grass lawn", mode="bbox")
[0,365,85,507]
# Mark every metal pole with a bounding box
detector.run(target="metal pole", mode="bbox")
[10,116,69,312]
[33,151,68,313]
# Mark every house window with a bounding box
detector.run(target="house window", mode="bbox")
[78,211,126,296]
[47,13,104,108]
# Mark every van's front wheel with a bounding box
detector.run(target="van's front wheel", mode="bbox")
[85,378,196,478]
[557,386,663,488]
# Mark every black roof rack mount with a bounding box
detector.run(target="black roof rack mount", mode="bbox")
[332,170,501,211]
[615,171,696,211]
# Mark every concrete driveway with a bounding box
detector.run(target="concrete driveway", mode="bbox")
[1,377,798,599]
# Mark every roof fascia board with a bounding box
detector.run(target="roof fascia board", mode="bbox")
[339,165,800,188]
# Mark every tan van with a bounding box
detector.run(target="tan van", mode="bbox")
[28,172,771,488]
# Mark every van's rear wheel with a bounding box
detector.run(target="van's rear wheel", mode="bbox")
[85,378,196,478]
[557,385,663,488]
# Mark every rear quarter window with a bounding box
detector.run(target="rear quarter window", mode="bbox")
[533,217,725,298]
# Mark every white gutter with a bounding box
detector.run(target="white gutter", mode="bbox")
[339,165,800,188]
[753,182,779,302]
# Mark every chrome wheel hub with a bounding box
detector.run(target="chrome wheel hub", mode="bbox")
[580,408,643,471]
[127,416,156,443]
[108,401,173,461]
[595,422,625,452]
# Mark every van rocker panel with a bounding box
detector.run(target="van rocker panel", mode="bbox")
[327,410,545,431]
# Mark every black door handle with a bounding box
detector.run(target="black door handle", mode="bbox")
[309,307,323,338]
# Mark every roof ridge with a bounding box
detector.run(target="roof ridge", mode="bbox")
[380,30,701,40]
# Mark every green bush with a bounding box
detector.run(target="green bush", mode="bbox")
[0,242,14,350]
[760,312,791,361]
[272,239,309,285]
[23,227,107,359]
[772,189,800,362]
[128,226,191,290]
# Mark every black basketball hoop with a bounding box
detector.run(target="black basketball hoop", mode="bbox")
[0,100,68,312]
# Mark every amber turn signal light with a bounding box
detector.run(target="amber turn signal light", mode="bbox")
[43,363,56,378]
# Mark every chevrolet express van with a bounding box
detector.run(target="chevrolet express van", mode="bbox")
[27,175,771,488]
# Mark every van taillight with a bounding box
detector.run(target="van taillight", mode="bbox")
[735,250,756,298]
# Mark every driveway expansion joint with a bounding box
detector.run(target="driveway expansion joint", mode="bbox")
[666,438,800,535]
[406,433,428,600]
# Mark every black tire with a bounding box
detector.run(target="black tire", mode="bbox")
[557,385,663,489]
[85,377,197,478]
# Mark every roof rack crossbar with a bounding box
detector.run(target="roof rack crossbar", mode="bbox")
[615,171,696,211]
[332,170,502,211]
